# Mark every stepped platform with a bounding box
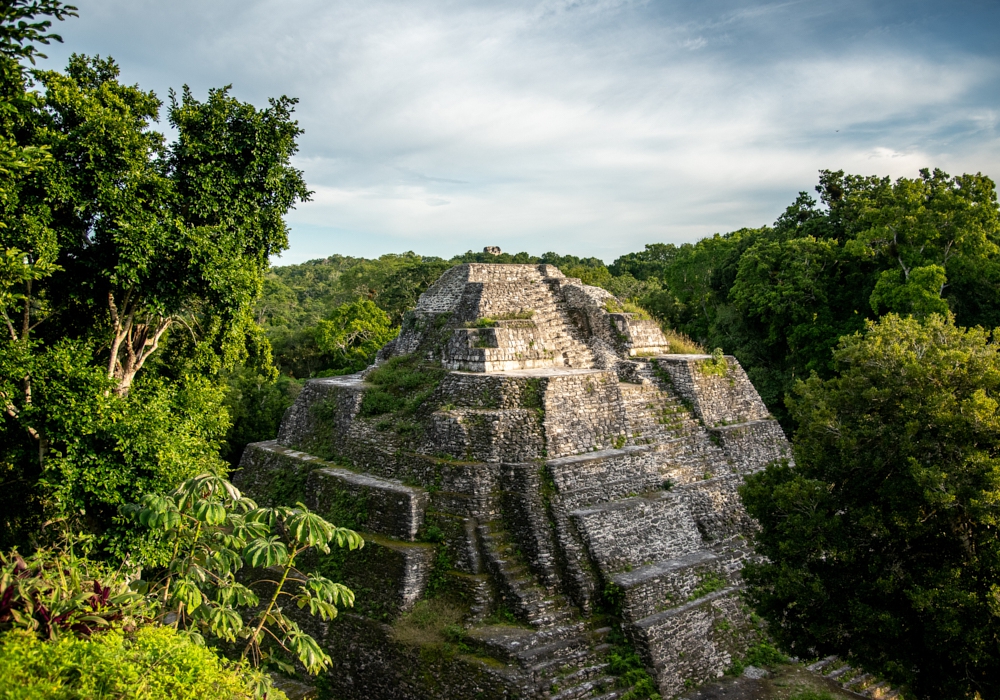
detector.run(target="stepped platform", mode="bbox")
[236,263,792,699]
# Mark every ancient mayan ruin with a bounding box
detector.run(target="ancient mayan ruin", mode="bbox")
[237,263,792,699]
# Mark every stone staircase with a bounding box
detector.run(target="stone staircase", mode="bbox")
[617,369,733,484]
[807,656,901,699]
[618,380,695,445]
[478,520,575,629]
[466,623,627,700]
[449,277,596,372]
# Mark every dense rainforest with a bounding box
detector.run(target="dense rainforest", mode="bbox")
[1,1,999,699]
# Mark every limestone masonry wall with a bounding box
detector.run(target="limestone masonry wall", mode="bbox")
[236,263,791,700]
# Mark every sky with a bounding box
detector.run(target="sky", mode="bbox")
[40,0,1000,264]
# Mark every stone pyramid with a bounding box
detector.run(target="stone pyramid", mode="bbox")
[237,263,791,699]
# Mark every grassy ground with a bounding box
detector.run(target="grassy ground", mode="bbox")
[678,663,862,700]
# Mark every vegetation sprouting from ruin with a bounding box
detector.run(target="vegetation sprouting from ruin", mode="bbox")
[1,3,998,699]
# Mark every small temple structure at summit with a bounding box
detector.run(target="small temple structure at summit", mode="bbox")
[237,263,791,699]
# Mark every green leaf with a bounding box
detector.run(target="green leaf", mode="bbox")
[172,579,203,613]
[192,499,227,525]
[285,628,332,675]
[208,606,244,641]
[332,526,365,552]
[285,507,335,548]
[243,536,288,568]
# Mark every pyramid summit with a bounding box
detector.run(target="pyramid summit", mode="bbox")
[237,263,790,699]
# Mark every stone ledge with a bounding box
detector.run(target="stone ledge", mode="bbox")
[633,585,740,629]
[546,444,655,468]
[570,492,703,571]
[612,550,718,589]
[242,441,429,542]
[612,550,724,621]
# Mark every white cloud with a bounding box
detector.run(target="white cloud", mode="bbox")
[46,0,1000,262]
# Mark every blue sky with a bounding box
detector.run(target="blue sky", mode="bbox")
[40,0,1000,264]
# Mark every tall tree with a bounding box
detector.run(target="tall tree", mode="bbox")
[740,314,1000,700]
[0,11,310,555]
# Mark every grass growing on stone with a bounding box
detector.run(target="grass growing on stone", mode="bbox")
[390,599,466,652]
[726,641,787,676]
[604,298,653,320]
[605,628,662,700]
[360,354,447,434]
[662,327,704,354]
[482,604,521,626]
[697,348,729,377]
[466,310,535,328]
[688,571,728,600]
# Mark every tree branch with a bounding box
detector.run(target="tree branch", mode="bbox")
[1,309,17,342]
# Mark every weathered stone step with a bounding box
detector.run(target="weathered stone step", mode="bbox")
[548,675,618,700]
[549,662,609,686]
[570,492,703,573]
[241,441,428,541]
[478,521,578,628]
[805,655,838,672]
[547,445,662,509]
[610,549,725,620]
[629,586,743,698]
[465,623,588,662]
[520,637,593,668]
[588,689,626,700]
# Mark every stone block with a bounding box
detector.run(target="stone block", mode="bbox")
[236,440,323,507]
[653,355,770,427]
[677,475,754,543]
[319,534,435,619]
[547,445,661,508]
[630,588,755,698]
[542,370,628,457]
[611,550,724,620]
[307,465,428,541]
[570,492,703,572]
[709,419,792,474]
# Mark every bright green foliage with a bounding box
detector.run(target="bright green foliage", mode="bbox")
[359,353,447,421]
[335,253,452,325]
[314,299,397,373]
[221,371,302,466]
[131,474,363,675]
[0,534,146,640]
[0,1,77,65]
[606,640,661,700]
[0,338,231,558]
[0,626,285,700]
[563,263,613,288]
[740,314,1000,700]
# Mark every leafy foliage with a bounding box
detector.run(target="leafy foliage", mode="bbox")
[740,314,1000,700]
[605,633,662,700]
[359,353,446,421]
[0,0,76,65]
[0,625,285,700]
[610,170,1000,426]
[131,473,363,676]
[0,12,309,551]
[0,533,145,640]
[0,338,231,558]
[314,299,397,373]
